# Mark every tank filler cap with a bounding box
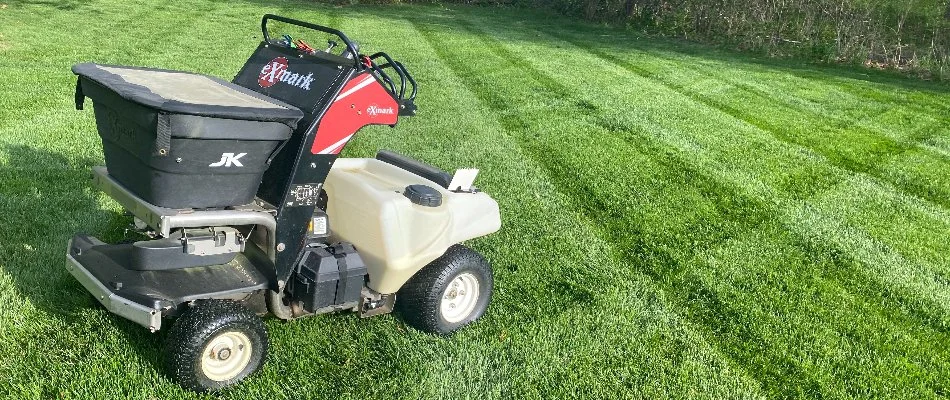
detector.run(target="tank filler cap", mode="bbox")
[403,184,442,207]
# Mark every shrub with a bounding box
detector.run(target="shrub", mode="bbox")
[401,0,950,80]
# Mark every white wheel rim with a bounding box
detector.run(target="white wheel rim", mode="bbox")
[440,273,480,323]
[200,331,253,382]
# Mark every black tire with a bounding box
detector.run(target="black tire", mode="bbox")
[164,300,268,392]
[396,244,493,335]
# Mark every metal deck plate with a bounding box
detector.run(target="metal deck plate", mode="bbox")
[68,235,272,328]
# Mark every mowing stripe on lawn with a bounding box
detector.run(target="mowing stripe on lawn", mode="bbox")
[522,31,950,262]
[343,11,771,399]
[554,8,946,319]
[465,11,950,205]
[636,52,950,160]
[402,11,950,398]
[468,13,939,394]
[404,15,827,397]
[450,11,950,317]
[453,9,950,329]
[541,33,950,211]
[567,39,950,210]
[338,11,768,399]
[503,14,950,123]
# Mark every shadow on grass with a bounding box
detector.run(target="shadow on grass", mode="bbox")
[0,143,165,374]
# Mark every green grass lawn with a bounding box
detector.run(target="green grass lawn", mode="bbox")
[1,0,949,398]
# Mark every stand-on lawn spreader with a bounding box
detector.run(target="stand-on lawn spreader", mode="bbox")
[65,15,501,392]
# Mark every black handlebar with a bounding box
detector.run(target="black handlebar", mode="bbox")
[394,61,417,101]
[261,15,416,111]
[368,52,417,102]
[261,14,361,68]
[368,52,404,98]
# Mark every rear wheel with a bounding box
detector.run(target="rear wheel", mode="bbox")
[396,244,493,335]
[164,300,267,392]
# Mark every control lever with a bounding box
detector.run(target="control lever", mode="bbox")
[325,40,338,53]
[341,40,360,59]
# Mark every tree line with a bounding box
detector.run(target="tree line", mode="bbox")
[443,0,950,80]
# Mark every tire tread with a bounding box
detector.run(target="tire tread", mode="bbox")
[164,300,267,392]
[396,244,493,334]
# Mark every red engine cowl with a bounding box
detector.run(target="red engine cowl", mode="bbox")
[310,73,400,155]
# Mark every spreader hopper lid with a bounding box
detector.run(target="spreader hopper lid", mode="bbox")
[73,63,304,129]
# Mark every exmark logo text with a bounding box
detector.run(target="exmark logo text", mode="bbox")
[366,104,395,117]
[258,57,315,90]
[209,153,247,167]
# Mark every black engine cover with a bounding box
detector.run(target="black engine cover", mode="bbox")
[288,243,367,313]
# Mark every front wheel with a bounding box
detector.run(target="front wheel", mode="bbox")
[164,300,268,392]
[396,244,493,335]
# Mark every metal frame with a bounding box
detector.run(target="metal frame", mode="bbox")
[92,166,277,265]
[65,239,163,331]
[89,166,294,322]
[92,167,276,239]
